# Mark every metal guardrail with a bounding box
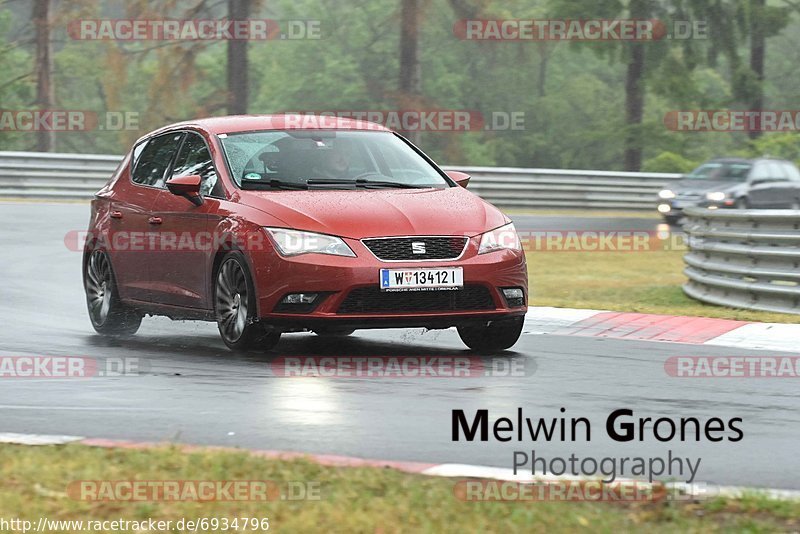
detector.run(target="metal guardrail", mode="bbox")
[683,207,800,315]
[446,166,682,210]
[0,151,683,209]
[0,151,122,199]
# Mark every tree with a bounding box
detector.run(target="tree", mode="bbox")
[399,0,422,144]
[32,0,54,152]
[227,0,251,114]
[623,0,649,171]
[698,0,790,138]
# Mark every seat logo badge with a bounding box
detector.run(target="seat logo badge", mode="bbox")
[412,242,427,254]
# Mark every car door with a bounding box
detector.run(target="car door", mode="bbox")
[763,162,790,208]
[109,131,184,302]
[783,163,800,209]
[746,162,777,208]
[772,163,800,208]
[148,131,225,309]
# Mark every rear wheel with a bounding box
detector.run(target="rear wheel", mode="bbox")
[84,249,142,337]
[457,316,524,352]
[215,251,280,351]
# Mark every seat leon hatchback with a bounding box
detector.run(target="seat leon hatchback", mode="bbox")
[83,115,528,352]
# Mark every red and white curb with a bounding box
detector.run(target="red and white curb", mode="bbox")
[2,432,800,502]
[524,306,800,353]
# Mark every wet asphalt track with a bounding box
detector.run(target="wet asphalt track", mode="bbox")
[0,202,798,490]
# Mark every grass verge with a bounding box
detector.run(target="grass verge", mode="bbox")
[526,248,799,324]
[1,444,799,533]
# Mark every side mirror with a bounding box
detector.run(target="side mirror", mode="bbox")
[166,175,203,206]
[445,170,471,188]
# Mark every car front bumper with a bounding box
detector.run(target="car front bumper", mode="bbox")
[247,236,528,330]
[657,198,735,216]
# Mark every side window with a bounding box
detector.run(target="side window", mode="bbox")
[768,162,786,180]
[132,132,184,187]
[783,163,800,181]
[750,162,770,181]
[171,132,223,197]
[132,140,148,168]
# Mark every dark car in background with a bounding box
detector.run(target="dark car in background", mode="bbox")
[656,157,800,223]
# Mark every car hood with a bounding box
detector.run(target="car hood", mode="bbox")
[237,186,507,239]
[671,179,743,194]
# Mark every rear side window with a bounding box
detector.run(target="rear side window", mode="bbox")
[132,132,184,187]
[767,162,786,179]
[171,132,223,197]
[782,163,800,181]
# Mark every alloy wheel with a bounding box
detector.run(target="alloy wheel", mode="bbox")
[216,258,250,343]
[86,250,113,326]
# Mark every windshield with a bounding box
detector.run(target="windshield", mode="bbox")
[685,162,751,181]
[219,130,450,189]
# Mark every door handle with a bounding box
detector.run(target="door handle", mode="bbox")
[110,211,123,219]
[148,216,163,225]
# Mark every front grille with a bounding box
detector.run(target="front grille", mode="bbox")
[362,236,468,261]
[337,285,495,314]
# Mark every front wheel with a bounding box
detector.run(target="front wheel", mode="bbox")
[215,251,280,352]
[84,249,142,337]
[734,198,749,209]
[457,316,524,352]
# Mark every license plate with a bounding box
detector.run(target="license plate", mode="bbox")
[380,267,463,292]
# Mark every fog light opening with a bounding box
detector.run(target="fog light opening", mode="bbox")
[281,293,319,305]
[501,287,525,307]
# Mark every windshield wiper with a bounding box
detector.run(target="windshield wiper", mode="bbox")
[240,179,308,190]
[306,178,423,189]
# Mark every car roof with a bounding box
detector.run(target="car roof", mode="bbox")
[705,157,792,165]
[137,114,391,143]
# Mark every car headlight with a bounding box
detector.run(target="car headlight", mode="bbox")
[478,222,522,254]
[706,192,727,202]
[264,227,356,257]
[658,189,676,199]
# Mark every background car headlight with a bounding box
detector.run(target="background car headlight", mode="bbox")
[706,192,727,202]
[658,189,676,199]
[478,222,522,254]
[264,227,355,257]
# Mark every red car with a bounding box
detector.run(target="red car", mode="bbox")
[83,115,528,352]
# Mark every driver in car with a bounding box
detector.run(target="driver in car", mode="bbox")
[312,143,351,179]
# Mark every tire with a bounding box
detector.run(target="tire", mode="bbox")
[457,316,524,352]
[791,200,800,211]
[663,215,681,226]
[313,328,356,338]
[84,248,142,337]
[214,251,280,352]
[734,198,749,209]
